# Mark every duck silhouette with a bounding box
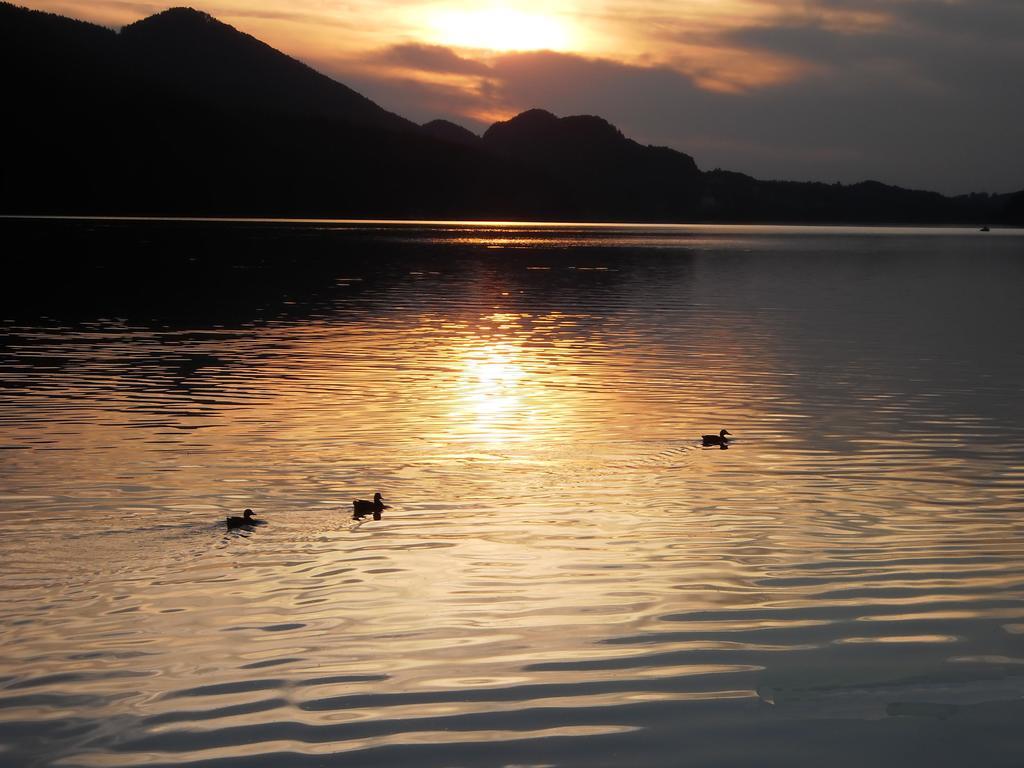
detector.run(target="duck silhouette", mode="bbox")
[702,429,731,446]
[226,508,263,528]
[353,492,390,521]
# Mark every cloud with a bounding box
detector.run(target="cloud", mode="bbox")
[375,44,491,76]
[20,0,373,37]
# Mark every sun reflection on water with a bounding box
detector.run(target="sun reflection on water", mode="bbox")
[454,342,527,440]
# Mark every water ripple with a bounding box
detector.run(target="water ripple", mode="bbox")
[2,221,1023,766]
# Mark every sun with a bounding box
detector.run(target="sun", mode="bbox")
[428,6,572,52]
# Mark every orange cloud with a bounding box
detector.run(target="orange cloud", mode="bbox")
[18,0,891,95]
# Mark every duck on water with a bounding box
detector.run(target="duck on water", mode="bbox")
[353,492,390,521]
[226,508,264,529]
[702,429,731,446]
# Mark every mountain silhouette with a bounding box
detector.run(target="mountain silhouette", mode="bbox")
[483,109,703,219]
[421,119,482,148]
[1,2,1020,224]
[119,8,415,133]
[485,109,696,178]
[1,2,544,218]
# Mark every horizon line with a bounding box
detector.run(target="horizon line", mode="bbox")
[2,215,1019,234]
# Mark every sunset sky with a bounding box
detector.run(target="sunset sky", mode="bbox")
[23,0,1024,194]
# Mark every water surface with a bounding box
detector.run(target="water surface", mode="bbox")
[2,220,1024,767]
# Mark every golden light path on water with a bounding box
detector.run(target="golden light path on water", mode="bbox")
[1,221,1023,767]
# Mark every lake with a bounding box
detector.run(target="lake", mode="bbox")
[1,219,1023,767]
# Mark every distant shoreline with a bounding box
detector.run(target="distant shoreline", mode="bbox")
[2,215,1020,233]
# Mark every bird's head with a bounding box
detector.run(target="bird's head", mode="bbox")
[721,429,731,437]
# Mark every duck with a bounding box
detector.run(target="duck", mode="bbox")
[702,429,731,446]
[226,508,262,528]
[352,492,390,521]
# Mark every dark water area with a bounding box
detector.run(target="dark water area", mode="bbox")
[1,218,1023,767]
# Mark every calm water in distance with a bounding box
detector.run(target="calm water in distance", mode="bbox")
[1,220,1023,767]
